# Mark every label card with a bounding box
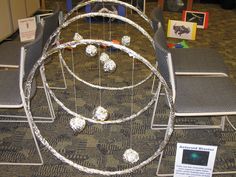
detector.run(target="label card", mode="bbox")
[18,17,36,42]
[174,143,217,177]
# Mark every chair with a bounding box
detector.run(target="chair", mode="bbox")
[151,22,228,93]
[0,24,53,165]
[154,22,228,76]
[38,4,67,90]
[151,7,166,32]
[0,23,55,123]
[0,4,67,90]
[151,28,236,130]
[152,30,236,176]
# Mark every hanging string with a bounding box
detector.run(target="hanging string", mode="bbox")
[99,2,106,105]
[76,10,79,32]
[71,48,78,113]
[130,57,135,148]
[98,47,102,106]
[89,9,92,39]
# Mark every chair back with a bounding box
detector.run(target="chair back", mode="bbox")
[151,7,165,32]
[154,23,176,100]
[20,24,44,82]
[41,5,60,47]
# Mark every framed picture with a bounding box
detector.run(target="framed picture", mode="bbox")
[167,20,197,40]
[182,10,209,29]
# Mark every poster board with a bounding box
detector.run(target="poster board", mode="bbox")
[182,10,209,29]
[167,20,197,40]
[174,143,217,177]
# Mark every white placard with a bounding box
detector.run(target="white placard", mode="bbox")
[174,143,217,177]
[18,17,36,42]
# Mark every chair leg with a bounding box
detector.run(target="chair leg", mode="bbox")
[143,0,146,13]
[151,62,158,95]
[225,116,236,131]
[0,117,43,165]
[151,81,162,129]
[221,116,226,131]
[37,51,67,90]
[40,65,56,120]
[155,151,175,176]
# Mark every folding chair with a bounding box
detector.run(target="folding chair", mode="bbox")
[0,4,67,90]
[154,22,228,76]
[0,24,55,123]
[37,4,67,90]
[151,29,236,130]
[151,22,228,93]
[0,24,53,165]
[151,7,165,32]
[153,29,236,175]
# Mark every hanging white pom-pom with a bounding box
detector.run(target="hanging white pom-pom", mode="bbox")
[99,52,110,64]
[103,59,116,73]
[70,117,86,133]
[123,148,139,164]
[121,35,131,46]
[93,106,109,121]
[73,33,83,41]
[86,45,97,57]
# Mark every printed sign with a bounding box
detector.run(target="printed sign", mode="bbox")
[167,20,197,40]
[18,17,36,42]
[174,143,217,177]
[182,10,209,29]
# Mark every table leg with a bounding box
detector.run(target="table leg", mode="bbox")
[158,0,164,10]
[40,0,46,9]
[187,0,193,10]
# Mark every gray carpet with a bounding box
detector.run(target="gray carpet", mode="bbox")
[0,1,235,177]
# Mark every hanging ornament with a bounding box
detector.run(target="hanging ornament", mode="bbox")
[121,35,131,46]
[103,59,116,73]
[99,52,110,64]
[73,32,83,41]
[86,45,97,57]
[70,116,86,133]
[93,106,109,121]
[123,148,139,164]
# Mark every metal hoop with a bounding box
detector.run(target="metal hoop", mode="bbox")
[63,0,152,26]
[23,39,175,175]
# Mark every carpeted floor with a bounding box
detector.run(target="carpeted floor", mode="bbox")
[0,1,235,177]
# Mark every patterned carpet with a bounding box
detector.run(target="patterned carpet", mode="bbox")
[0,1,235,177]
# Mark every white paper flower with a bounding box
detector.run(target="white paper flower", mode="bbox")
[103,59,116,73]
[86,45,97,57]
[99,52,110,64]
[121,35,131,46]
[73,33,83,41]
[70,117,86,133]
[123,148,139,164]
[93,106,109,121]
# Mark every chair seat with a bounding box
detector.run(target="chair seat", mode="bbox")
[175,76,236,116]
[0,70,37,108]
[170,48,228,76]
[0,70,22,107]
[0,41,22,67]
